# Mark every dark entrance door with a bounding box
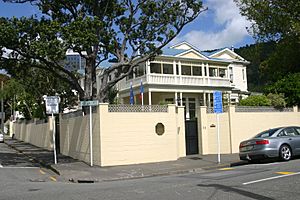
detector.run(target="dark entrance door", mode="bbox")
[185,119,199,155]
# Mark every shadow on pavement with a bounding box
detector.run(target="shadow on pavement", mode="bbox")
[0,152,40,167]
[197,183,274,200]
[6,139,80,166]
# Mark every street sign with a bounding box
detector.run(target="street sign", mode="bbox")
[43,95,60,165]
[45,96,60,114]
[213,91,223,113]
[80,100,99,107]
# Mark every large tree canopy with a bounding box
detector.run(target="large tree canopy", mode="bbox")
[235,0,300,105]
[235,0,300,41]
[0,0,205,102]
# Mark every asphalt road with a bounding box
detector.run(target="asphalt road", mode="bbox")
[1,142,300,200]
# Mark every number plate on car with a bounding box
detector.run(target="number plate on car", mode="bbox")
[241,145,254,151]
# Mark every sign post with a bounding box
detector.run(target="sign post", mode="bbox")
[44,96,60,165]
[213,91,223,164]
[80,100,99,167]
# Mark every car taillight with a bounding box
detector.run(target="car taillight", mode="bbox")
[256,140,269,145]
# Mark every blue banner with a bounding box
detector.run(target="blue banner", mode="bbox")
[213,91,223,113]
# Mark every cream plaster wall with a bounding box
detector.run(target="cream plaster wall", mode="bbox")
[99,104,185,166]
[59,112,100,165]
[14,119,52,150]
[198,106,300,154]
[230,110,300,153]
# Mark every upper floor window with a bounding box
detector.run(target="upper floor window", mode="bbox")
[219,68,227,78]
[242,69,245,80]
[192,66,202,76]
[209,68,218,77]
[127,71,134,80]
[150,63,161,73]
[136,63,145,77]
[163,63,173,74]
[182,65,191,75]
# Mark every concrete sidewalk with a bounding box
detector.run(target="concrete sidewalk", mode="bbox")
[4,138,244,183]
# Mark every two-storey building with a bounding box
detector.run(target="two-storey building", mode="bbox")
[117,42,249,120]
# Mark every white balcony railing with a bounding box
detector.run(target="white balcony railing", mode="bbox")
[119,74,232,90]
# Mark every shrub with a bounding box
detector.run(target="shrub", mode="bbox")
[239,95,271,106]
[267,93,286,109]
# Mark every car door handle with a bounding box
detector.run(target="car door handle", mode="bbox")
[288,138,292,140]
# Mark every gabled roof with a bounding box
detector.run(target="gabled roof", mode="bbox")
[174,49,208,60]
[162,41,209,60]
[207,48,247,62]
[201,47,227,57]
[161,48,187,56]
[170,41,201,51]
[99,42,249,68]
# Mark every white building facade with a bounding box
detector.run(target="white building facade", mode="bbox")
[117,42,249,120]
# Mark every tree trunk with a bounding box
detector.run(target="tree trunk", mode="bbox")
[84,57,97,100]
[97,72,109,103]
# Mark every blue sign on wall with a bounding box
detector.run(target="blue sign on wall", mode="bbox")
[213,91,223,113]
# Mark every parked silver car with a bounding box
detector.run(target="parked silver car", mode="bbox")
[239,126,300,162]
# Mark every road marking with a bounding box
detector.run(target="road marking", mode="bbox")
[219,168,234,171]
[243,172,300,185]
[50,176,57,182]
[276,172,296,175]
[40,169,46,175]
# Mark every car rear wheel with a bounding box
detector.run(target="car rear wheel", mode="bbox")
[279,145,292,161]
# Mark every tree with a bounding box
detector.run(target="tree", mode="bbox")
[0,67,79,119]
[234,0,300,41]
[1,0,205,102]
[235,0,300,82]
[235,42,276,91]
[265,73,300,106]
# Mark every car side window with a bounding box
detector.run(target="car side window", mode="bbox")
[294,127,300,135]
[278,131,287,137]
[284,128,297,136]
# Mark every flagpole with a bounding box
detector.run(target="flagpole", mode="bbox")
[140,79,144,106]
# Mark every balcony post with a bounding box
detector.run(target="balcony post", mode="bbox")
[178,61,182,85]
[180,92,183,106]
[148,91,152,105]
[206,63,210,85]
[206,63,209,77]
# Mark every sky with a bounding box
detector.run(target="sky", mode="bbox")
[0,0,255,51]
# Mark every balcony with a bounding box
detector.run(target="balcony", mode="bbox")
[119,73,232,91]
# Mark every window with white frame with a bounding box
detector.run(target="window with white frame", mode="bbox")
[182,65,191,75]
[219,68,227,78]
[209,67,218,77]
[136,63,146,77]
[163,63,173,74]
[242,69,245,80]
[192,66,202,76]
[150,63,161,73]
